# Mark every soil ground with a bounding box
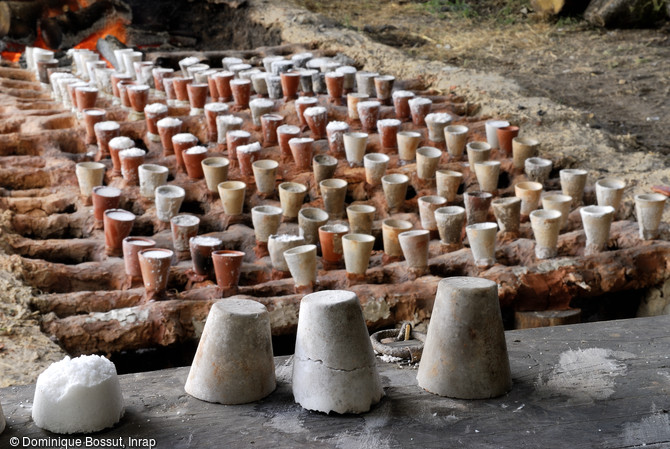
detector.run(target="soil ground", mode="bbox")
[294,0,670,157]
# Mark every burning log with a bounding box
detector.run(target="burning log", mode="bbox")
[39,0,131,50]
[0,1,44,40]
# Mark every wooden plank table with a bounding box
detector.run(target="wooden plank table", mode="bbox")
[2,315,670,448]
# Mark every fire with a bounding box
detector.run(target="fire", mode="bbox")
[74,18,127,52]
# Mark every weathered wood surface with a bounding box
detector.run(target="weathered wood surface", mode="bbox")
[2,315,670,448]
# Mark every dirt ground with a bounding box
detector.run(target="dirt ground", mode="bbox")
[2,0,670,387]
[293,0,670,157]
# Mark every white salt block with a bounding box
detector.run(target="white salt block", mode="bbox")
[292,290,383,414]
[32,355,124,434]
[185,299,276,404]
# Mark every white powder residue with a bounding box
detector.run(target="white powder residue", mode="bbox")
[156,186,185,198]
[336,65,356,74]
[377,119,401,127]
[325,71,343,79]
[171,215,200,226]
[217,115,244,125]
[277,125,300,134]
[272,234,303,242]
[172,133,197,143]
[304,106,327,117]
[620,404,670,447]
[127,85,149,92]
[288,137,313,145]
[213,70,234,78]
[157,117,182,128]
[392,90,415,99]
[95,121,120,131]
[327,121,348,131]
[425,112,453,123]
[357,100,381,109]
[108,136,134,150]
[93,186,120,197]
[185,146,207,155]
[296,97,318,105]
[227,129,250,138]
[250,98,274,108]
[77,86,98,93]
[535,348,634,402]
[119,148,146,158]
[141,250,172,259]
[204,102,228,112]
[379,354,403,363]
[85,109,105,116]
[237,142,261,154]
[105,210,135,221]
[179,56,200,67]
[144,103,168,114]
[190,236,222,246]
[408,97,432,106]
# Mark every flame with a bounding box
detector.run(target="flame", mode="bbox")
[74,19,127,52]
[1,52,22,63]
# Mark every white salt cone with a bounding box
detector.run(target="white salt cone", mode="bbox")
[185,299,276,404]
[292,290,383,414]
[417,277,511,399]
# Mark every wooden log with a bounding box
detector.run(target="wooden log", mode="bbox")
[514,309,581,329]
[40,0,131,49]
[0,0,43,40]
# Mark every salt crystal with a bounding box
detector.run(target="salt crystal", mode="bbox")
[212,70,235,78]
[392,90,415,99]
[157,117,182,128]
[94,121,120,132]
[141,249,172,259]
[31,355,124,434]
[185,145,207,155]
[304,106,327,117]
[127,84,149,92]
[296,97,318,105]
[93,186,120,197]
[85,109,105,116]
[336,65,357,74]
[144,103,168,114]
[237,142,261,154]
[326,121,348,131]
[227,129,250,138]
[204,102,229,112]
[377,118,401,127]
[171,215,200,226]
[156,186,185,198]
[272,234,303,242]
[289,137,314,145]
[119,148,146,158]
[229,63,252,72]
[277,125,300,134]
[409,97,432,106]
[76,86,98,93]
[190,236,222,246]
[249,98,274,108]
[425,112,452,123]
[325,71,344,79]
[172,133,198,143]
[218,115,244,125]
[179,56,200,67]
[108,136,134,150]
[105,210,135,221]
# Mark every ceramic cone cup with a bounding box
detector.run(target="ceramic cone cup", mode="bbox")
[278,182,307,219]
[298,208,329,246]
[491,197,522,234]
[485,120,510,149]
[319,224,349,266]
[251,205,283,243]
[496,126,520,156]
[155,185,185,223]
[542,193,572,230]
[397,131,422,162]
[185,299,275,405]
[326,121,348,155]
[418,196,448,231]
[515,181,543,216]
[211,250,245,290]
[635,193,666,240]
[357,101,381,133]
[416,146,442,180]
[202,157,230,193]
[289,137,315,171]
[218,181,246,215]
[464,191,493,226]
[425,112,452,143]
[435,170,463,202]
[343,132,368,166]
[512,137,540,169]
[122,237,156,278]
[341,233,375,276]
[292,290,383,414]
[445,125,469,159]
[434,206,465,248]
[560,169,588,207]
[75,162,105,200]
[138,164,169,199]
[382,219,413,258]
[474,160,501,193]
[382,174,410,211]
[580,205,615,254]
[595,178,626,210]
[347,93,369,120]
[137,248,173,298]
[92,186,121,223]
[466,142,491,168]
[524,157,553,185]
[417,277,512,399]
[252,159,279,195]
[409,97,432,126]
[465,222,497,268]
[398,230,430,270]
[347,204,376,235]
[170,215,200,252]
[320,178,348,219]
[530,209,562,259]
[103,209,135,256]
[284,244,318,290]
[268,235,305,272]
[363,153,390,186]
[313,155,338,189]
